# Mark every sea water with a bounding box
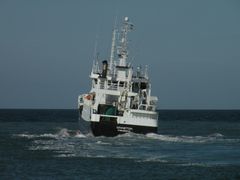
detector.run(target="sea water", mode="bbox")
[1,109,240,179]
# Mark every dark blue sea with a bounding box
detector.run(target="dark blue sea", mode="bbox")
[1,109,240,179]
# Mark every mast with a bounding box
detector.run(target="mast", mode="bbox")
[117,17,134,67]
[92,35,99,74]
[109,28,116,75]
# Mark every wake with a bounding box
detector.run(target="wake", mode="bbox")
[145,132,232,143]
[14,128,91,139]
[14,128,239,144]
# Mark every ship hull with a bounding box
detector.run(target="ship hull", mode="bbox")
[91,121,158,137]
[79,109,158,137]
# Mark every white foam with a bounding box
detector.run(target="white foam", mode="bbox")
[57,128,70,137]
[145,133,227,143]
[136,157,169,163]
[15,128,89,139]
[96,140,111,145]
[55,153,76,158]
[16,134,35,138]
[208,133,224,137]
[15,133,57,139]
[40,134,58,138]
[115,132,139,138]
[179,162,212,167]
[75,134,86,138]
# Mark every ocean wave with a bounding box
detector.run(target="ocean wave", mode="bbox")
[16,133,58,139]
[96,140,112,145]
[74,133,86,138]
[115,132,138,138]
[14,128,89,139]
[145,133,230,143]
[135,157,169,163]
[208,133,224,137]
[57,128,70,137]
[54,154,76,158]
[15,130,239,144]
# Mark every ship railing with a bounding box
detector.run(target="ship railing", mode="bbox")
[99,81,119,91]
[107,82,118,90]
[138,104,156,111]
[99,81,118,90]
[99,114,119,118]
[99,81,127,91]
[99,81,105,89]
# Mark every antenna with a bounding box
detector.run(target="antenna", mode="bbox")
[109,16,118,75]
[117,17,134,67]
[93,35,98,62]
[92,35,99,73]
[144,65,149,79]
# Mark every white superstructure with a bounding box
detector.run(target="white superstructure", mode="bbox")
[78,17,158,136]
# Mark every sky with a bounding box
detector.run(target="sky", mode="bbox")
[0,0,240,109]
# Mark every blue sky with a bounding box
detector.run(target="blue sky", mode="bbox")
[0,0,240,109]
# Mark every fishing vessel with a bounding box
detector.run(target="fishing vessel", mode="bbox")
[78,17,158,136]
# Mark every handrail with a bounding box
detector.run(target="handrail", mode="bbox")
[99,114,119,118]
[99,81,120,90]
[138,104,156,111]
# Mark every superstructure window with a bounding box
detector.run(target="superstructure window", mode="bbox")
[119,81,124,87]
[140,82,147,89]
[132,82,139,92]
